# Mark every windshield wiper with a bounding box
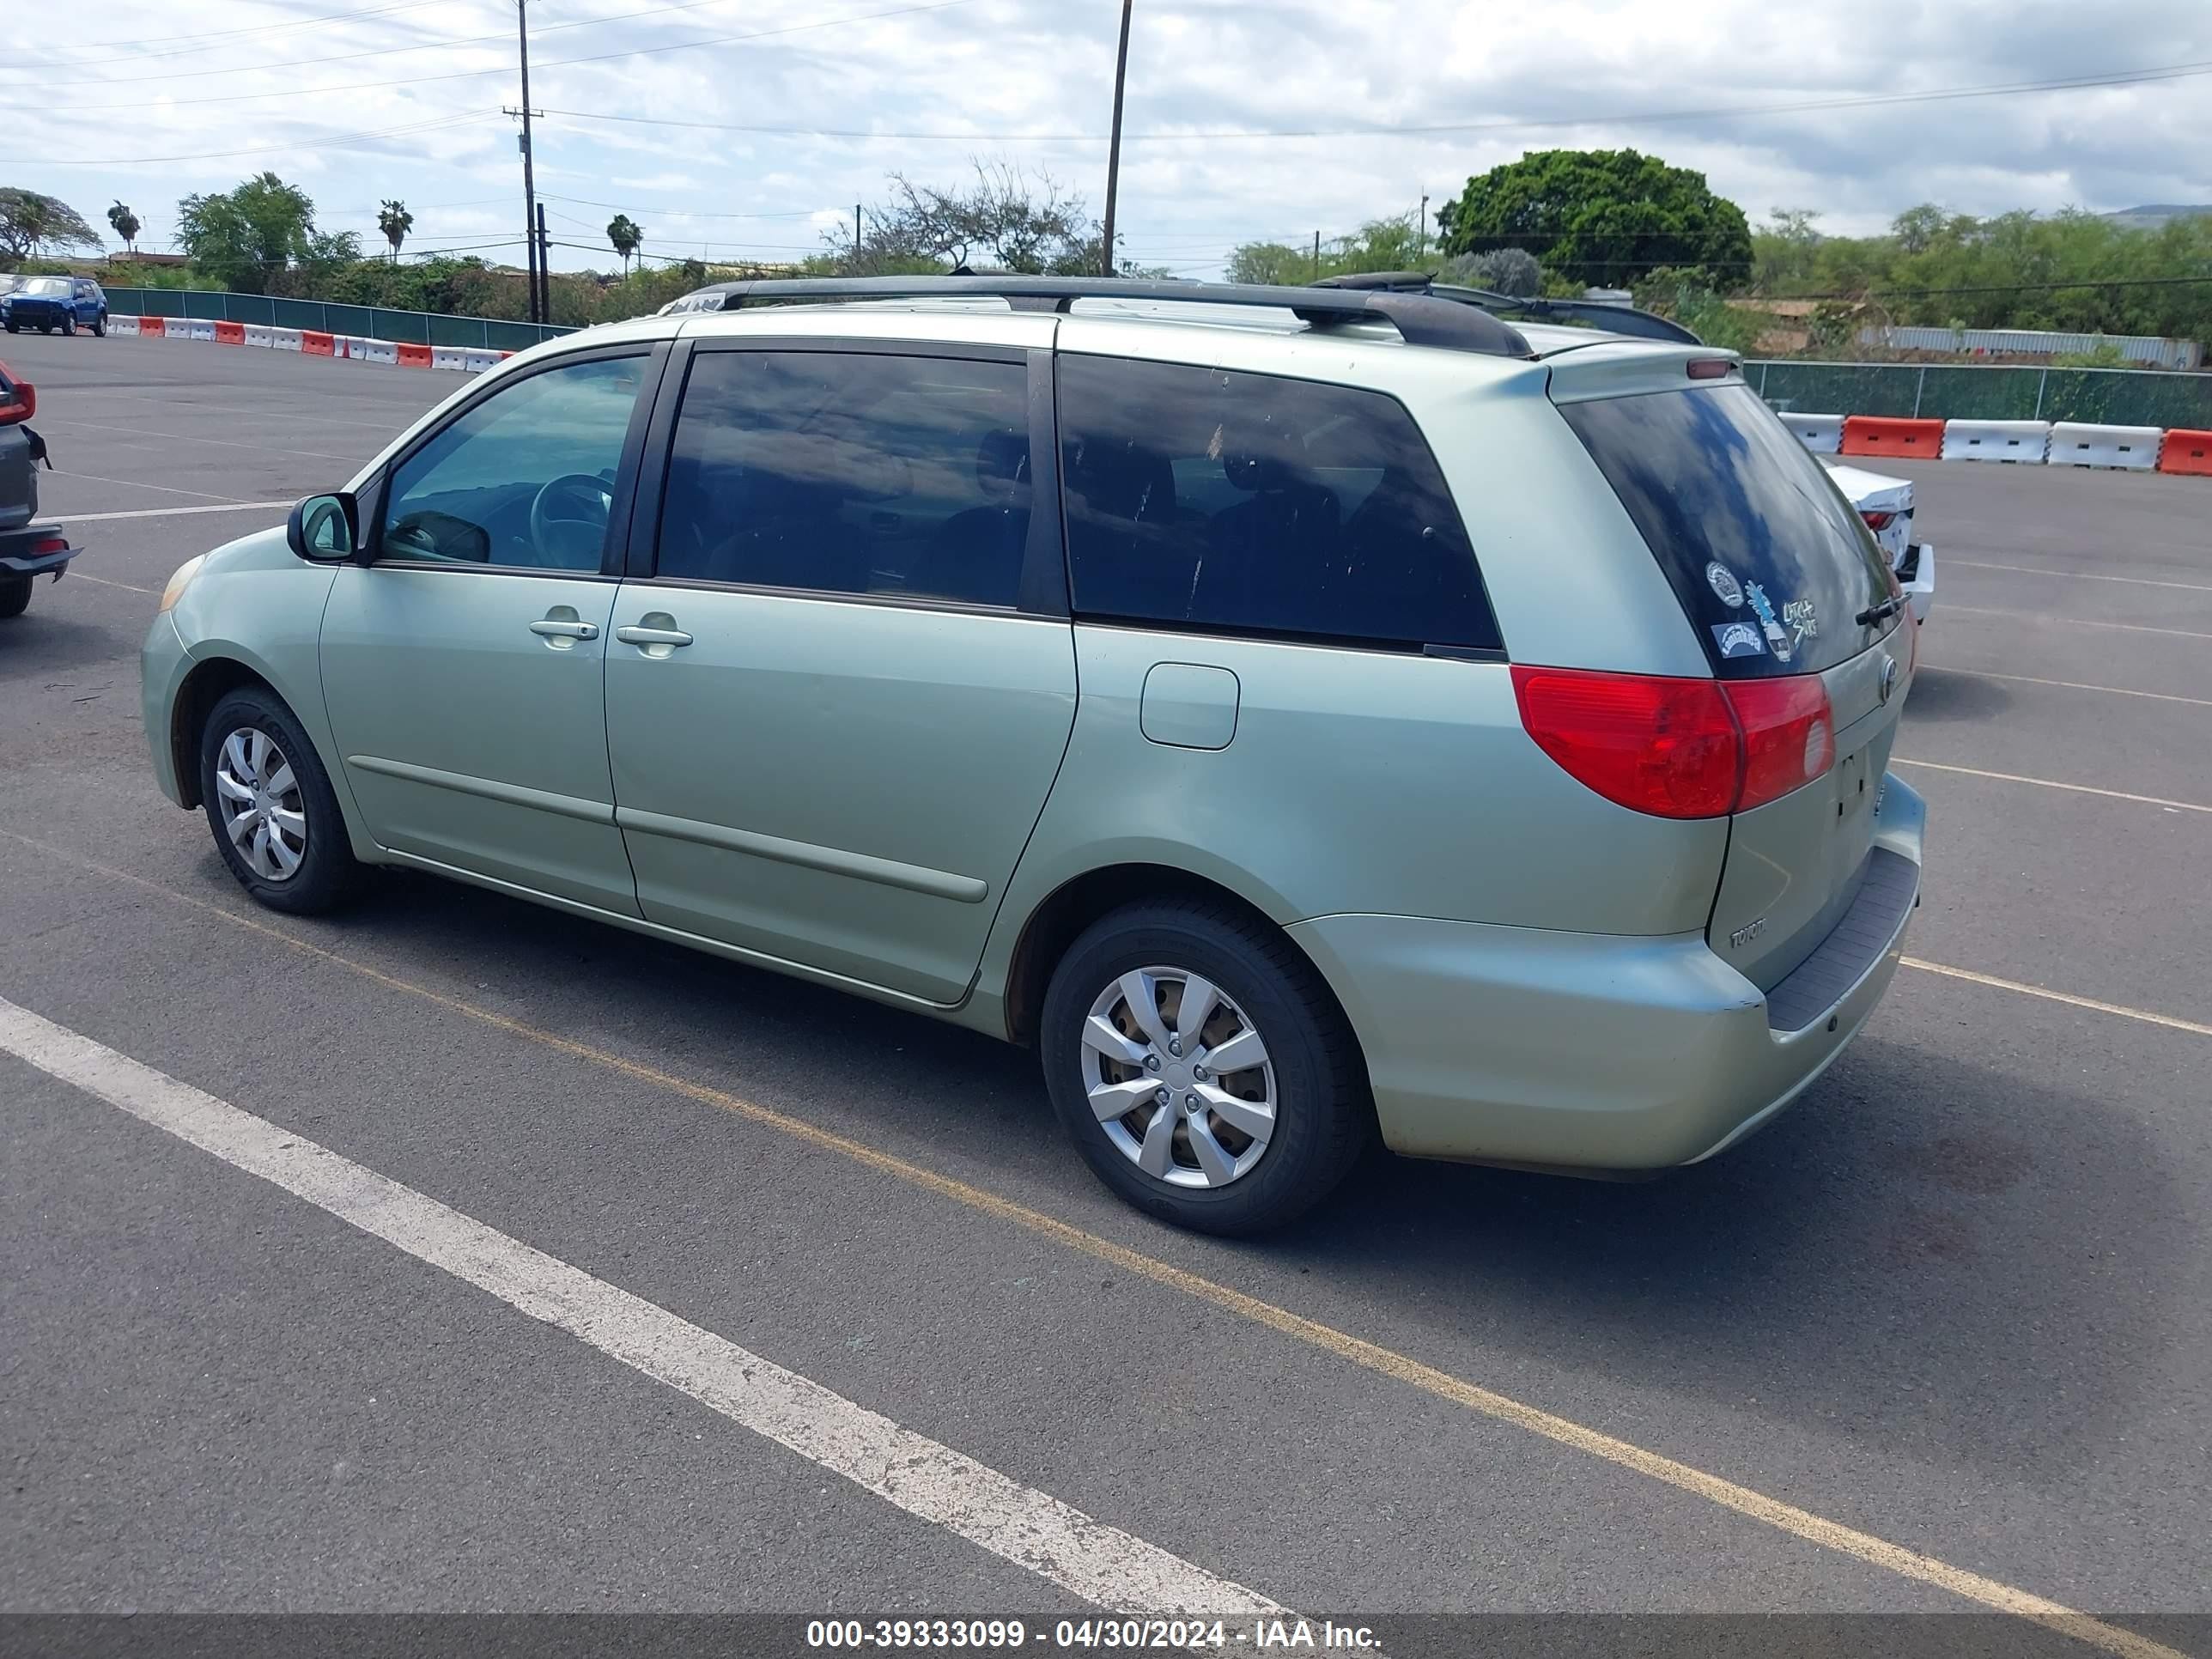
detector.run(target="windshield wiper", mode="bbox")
[1856,595,1905,627]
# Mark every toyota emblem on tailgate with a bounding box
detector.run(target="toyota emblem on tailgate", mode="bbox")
[1878,653,1899,704]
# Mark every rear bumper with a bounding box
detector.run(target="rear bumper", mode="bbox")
[1289,775,1928,1172]
[1898,541,1935,623]
[0,526,75,578]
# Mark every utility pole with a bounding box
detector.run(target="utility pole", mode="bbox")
[854,202,863,270]
[1099,0,1133,276]
[1312,230,1320,280]
[1419,193,1428,263]
[535,202,551,324]
[513,0,542,325]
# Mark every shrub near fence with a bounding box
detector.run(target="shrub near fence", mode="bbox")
[1751,361,2212,431]
[103,288,574,353]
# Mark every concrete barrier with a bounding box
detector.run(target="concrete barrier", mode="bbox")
[244,324,273,348]
[301,331,335,357]
[2048,422,2162,471]
[430,345,470,372]
[396,342,433,368]
[215,320,246,346]
[2157,428,2212,477]
[162,317,193,340]
[1942,419,2048,463]
[108,315,140,337]
[185,319,217,343]
[270,327,303,352]
[461,348,501,373]
[1782,412,1844,454]
[1841,416,1944,460]
[354,337,399,366]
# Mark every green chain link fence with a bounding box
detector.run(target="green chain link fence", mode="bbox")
[1751,361,2212,429]
[103,288,574,353]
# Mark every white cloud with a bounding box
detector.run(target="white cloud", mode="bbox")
[5,0,2207,276]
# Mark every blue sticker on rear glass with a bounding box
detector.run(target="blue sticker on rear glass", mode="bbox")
[1743,581,1793,664]
[1711,620,1768,658]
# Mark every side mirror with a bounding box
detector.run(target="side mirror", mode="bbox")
[287,492,358,562]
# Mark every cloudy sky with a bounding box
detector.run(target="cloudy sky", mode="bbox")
[9,0,2209,277]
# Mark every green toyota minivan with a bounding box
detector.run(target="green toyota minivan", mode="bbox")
[143,277,1926,1233]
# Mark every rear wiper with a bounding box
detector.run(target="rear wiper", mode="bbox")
[1856,595,1905,627]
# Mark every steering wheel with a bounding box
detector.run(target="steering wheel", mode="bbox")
[527,472,616,567]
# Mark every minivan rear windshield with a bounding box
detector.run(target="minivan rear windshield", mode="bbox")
[1559,383,1897,678]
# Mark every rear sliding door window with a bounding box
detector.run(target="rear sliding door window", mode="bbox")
[1559,383,1895,678]
[1058,356,1500,652]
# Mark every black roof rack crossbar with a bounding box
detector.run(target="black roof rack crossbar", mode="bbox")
[669,275,1534,359]
[1310,270,1705,345]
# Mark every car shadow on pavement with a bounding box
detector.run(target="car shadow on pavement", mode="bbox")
[1896,665,2015,724]
[347,868,2180,1491]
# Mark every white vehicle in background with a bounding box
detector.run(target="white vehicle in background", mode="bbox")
[1825,460,1934,623]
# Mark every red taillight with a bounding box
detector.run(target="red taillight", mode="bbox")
[1725,674,1835,812]
[1511,666,1742,818]
[0,363,31,425]
[1512,665,1835,819]
[28,537,67,556]
[1686,359,1731,380]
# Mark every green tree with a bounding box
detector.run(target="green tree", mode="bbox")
[606,213,641,275]
[1437,149,1753,290]
[106,201,142,255]
[377,199,413,262]
[0,189,103,262]
[176,173,320,293]
[1225,213,1430,285]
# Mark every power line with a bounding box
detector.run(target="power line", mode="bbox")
[31,0,977,112]
[28,111,498,168]
[538,190,823,221]
[534,56,2212,143]
[5,0,821,90]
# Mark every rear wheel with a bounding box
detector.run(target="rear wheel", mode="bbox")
[0,575,31,619]
[1040,898,1371,1235]
[198,687,365,915]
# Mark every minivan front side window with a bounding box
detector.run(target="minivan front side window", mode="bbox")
[378,355,647,572]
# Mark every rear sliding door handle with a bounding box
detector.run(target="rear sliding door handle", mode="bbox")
[529,618,599,640]
[615,624,694,647]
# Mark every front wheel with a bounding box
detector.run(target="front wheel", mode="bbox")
[198,687,365,915]
[60,313,76,337]
[91,313,106,337]
[0,575,31,619]
[1039,898,1372,1235]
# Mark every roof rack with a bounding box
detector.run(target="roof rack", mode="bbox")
[1310,271,1705,345]
[662,275,1535,360]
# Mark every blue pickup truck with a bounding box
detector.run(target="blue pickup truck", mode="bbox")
[1,359,78,619]
[2,275,108,337]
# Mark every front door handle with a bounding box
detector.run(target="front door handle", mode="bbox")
[614,625,693,646]
[529,618,599,640]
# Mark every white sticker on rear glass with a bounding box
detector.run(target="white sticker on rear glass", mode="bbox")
[1706,562,1744,607]
[1711,621,1767,659]
[1745,581,1793,664]
[1784,597,1819,646]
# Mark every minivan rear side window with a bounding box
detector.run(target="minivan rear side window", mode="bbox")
[1058,356,1501,652]
[1559,384,1896,678]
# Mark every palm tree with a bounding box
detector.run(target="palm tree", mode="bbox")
[607,214,641,276]
[106,201,141,255]
[378,199,413,263]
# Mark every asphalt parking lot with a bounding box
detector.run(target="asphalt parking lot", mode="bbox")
[3,330,2208,1655]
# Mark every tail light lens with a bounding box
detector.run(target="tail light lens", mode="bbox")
[0,365,32,425]
[1511,665,1834,820]
[1860,510,1893,532]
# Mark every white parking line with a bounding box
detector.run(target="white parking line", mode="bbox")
[1891,757,2212,815]
[39,416,364,465]
[47,469,258,503]
[1915,665,2212,708]
[0,996,1280,1621]
[66,572,159,596]
[1943,605,2212,643]
[1948,559,2212,595]
[1902,961,2212,1039]
[64,501,292,525]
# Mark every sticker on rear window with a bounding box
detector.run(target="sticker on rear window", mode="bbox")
[1745,582,1793,664]
[1784,597,1819,646]
[1711,621,1767,658]
[1705,562,1744,607]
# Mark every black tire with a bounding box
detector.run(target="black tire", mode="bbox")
[197,686,365,915]
[1039,897,1372,1236]
[60,313,76,337]
[0,575,31,619]
[3,321,16,334]
[92,313,106,337]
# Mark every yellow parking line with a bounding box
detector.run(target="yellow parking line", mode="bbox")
[1943,605,2212,642]
[1915,666,2212,709]
[1892,757,2212,815]
[1948,558,2212,595]
[1902,959,2212,1038]
[64,572,160,597]
[0,827,2186,1659]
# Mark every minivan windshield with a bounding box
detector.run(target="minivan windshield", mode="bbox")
[1560,383,1897,678]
